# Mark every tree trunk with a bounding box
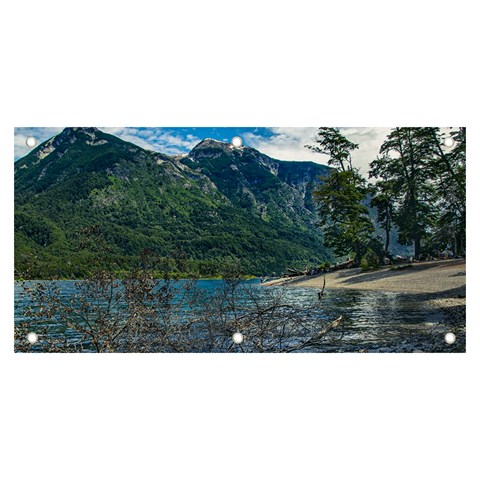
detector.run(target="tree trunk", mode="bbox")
[354,241,361,266]
[414,236,421,260]
[385,222,390,257]
[454,231,465,257]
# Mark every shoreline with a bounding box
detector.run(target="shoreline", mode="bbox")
[263,258,466,295]
[14,275,258,282]
[265,258,466,339]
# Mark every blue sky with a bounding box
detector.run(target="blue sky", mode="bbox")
[14,126,395,173]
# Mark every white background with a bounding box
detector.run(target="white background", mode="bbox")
[1,1,478,479]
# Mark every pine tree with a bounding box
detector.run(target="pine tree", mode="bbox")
[422,127,466,255]
[370,128,435,259]
[369,127,465,259]
[307,128,375,265]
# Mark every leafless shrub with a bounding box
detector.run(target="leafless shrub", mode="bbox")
[15,253,343,353]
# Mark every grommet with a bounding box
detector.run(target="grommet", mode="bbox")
[232,332,244,344]
[444,332,456,345]
[26,136,37,148]
[443,137,455,148]
[27,332,38,344]
[231,136,243,148]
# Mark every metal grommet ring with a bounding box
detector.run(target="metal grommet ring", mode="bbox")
[26,136,37,148]
[232,332,244,344]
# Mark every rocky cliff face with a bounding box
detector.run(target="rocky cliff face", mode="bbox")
[181,137,330,216]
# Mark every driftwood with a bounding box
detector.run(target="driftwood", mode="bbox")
[284,267,305,278]
[283,315,344,352]
[331,259,355,271]
[317,275,326,300]
[286,268,301,273]
[283,258,355,278]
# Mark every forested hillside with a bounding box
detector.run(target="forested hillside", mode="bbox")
[15,128,332,278]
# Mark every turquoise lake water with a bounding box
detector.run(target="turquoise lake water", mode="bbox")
[14,279,462,352]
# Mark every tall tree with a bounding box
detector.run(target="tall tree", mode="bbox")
[306,127,358,171]
[369,128,435,260]
[369,184,395,259]
[370,127,466,259]
[307,128,375,265]
[421,127,466,255]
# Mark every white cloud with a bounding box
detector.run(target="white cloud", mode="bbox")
[339,127,393,174]
[101,127,201,156]
[244,127,393,174]
[244,127,321,163]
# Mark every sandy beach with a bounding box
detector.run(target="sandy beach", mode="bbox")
[265,258,466,295]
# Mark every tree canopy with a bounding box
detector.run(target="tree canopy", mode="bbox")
[309,127,466,266]
[369,127,465,259]
[307,128,376,266]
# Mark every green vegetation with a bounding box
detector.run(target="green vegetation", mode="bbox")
[360,249,380,271]
[15,127,465,279]
[307,127,466,266]
[307,128,376,266]
[370,128,466,260]
[15,129,332,278]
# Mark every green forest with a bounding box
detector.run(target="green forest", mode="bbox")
[14,127,465,279]
[14,128,331,278]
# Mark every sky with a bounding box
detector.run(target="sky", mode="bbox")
[14,126,395,174]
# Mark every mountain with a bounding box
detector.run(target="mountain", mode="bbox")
[14,128,332,278]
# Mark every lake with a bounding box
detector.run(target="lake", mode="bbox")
[14,279,461,353]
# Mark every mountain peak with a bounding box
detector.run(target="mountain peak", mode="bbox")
[54,126,105,149]
[56,127,102,142]
[16,127,110,166]
[193,138,233,149]
[61,127,99,135]
[15,126,334,277]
